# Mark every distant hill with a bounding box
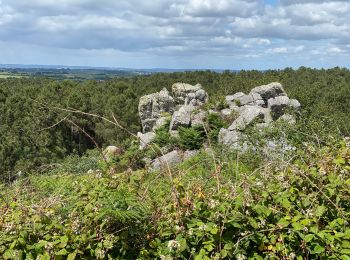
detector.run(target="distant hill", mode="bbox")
[0,64,232,80]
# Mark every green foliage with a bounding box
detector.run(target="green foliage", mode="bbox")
[152,120,178,148]
[215,96,229,110]
[46,150,101,175]
[206,113,228,142]
[0,172,148,259]
[1,138,350,258]
[178,126,206,150]
[2,67,350,180]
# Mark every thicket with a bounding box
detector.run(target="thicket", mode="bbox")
[1,67,350,179]
[1,137,350,259]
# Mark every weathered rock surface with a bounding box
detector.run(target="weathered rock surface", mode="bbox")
[137,81,300,167]
[278,114,296,125]
[138,88,175,132]
[183,150,200,160]
[152,117,170,131]
[218,82,301,154]
[152,149,199,170]
[250,82,286,102]
[191,110,207,127]
[137,132,156,150]
[268,96,300,120]
[152,150,183,170]
[228,106,272,131]
[172,83,208,106]
[169,105,194,130]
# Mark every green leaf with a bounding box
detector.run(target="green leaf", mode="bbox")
[59,235,69,248]
[304,234,314,242]
[343,240,350,249]
[67,252,77,260]
[56,249,69,256]
[292,222,303,231]
[333,157,346,165]
[315,205,326,217]
[277,218,290,227]
[313,244,325,254]
[341,249,350,255]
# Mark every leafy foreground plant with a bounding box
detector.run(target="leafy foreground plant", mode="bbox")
[1,138,350,259]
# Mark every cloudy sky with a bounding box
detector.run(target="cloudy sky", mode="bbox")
[0,0,349,69]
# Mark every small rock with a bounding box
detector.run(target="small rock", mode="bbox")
[289,99,301,110]
[195,89,208,102]
[103,146,123,160]
[138,132,156,150]
[278,114,296,125]
[152,150,183,170]
[170,130,179,138]
[221,108,233,116]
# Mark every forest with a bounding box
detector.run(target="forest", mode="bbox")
[1,67,349,180]
[1,67,350,259]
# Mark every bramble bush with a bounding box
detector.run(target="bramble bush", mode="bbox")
[1,137,350,259]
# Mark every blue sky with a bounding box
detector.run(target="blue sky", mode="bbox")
[0,0,349,69]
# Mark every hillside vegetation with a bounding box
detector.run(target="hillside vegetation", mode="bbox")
[1,68,350,259]
[1,67,350,179]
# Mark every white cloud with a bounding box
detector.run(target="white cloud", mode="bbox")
[0,0,348,68]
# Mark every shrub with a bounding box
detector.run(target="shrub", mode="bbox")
[206,113,228,142]
[178,126,206,150]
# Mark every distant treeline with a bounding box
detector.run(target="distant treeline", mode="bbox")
[1,67,350,179]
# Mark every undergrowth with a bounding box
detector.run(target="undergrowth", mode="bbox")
[1,137,350,259]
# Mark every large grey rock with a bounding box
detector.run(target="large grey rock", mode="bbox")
[191,110,207,127]
[267,96,292,120]
[138,132,156,150]
[169,105,195,130]
[226,92,265,107]
[152,150,183,170]
[183,150,200,160]
[239,93,265,107]
[138,88,175,132]
[172,83,208,105]
[218,129,248,150]
[250,82,286,102]
[228,106,272,131]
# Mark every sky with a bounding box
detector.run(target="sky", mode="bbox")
[0,0,349,69]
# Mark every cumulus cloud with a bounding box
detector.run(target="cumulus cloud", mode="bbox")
[0,0,348,68]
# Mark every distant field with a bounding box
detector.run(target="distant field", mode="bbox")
[0,72,25,78]
[0,68,150,80]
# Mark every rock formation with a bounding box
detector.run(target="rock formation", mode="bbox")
[137,81,301,170]
[138,88,175,133]
[218,82,300,150]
